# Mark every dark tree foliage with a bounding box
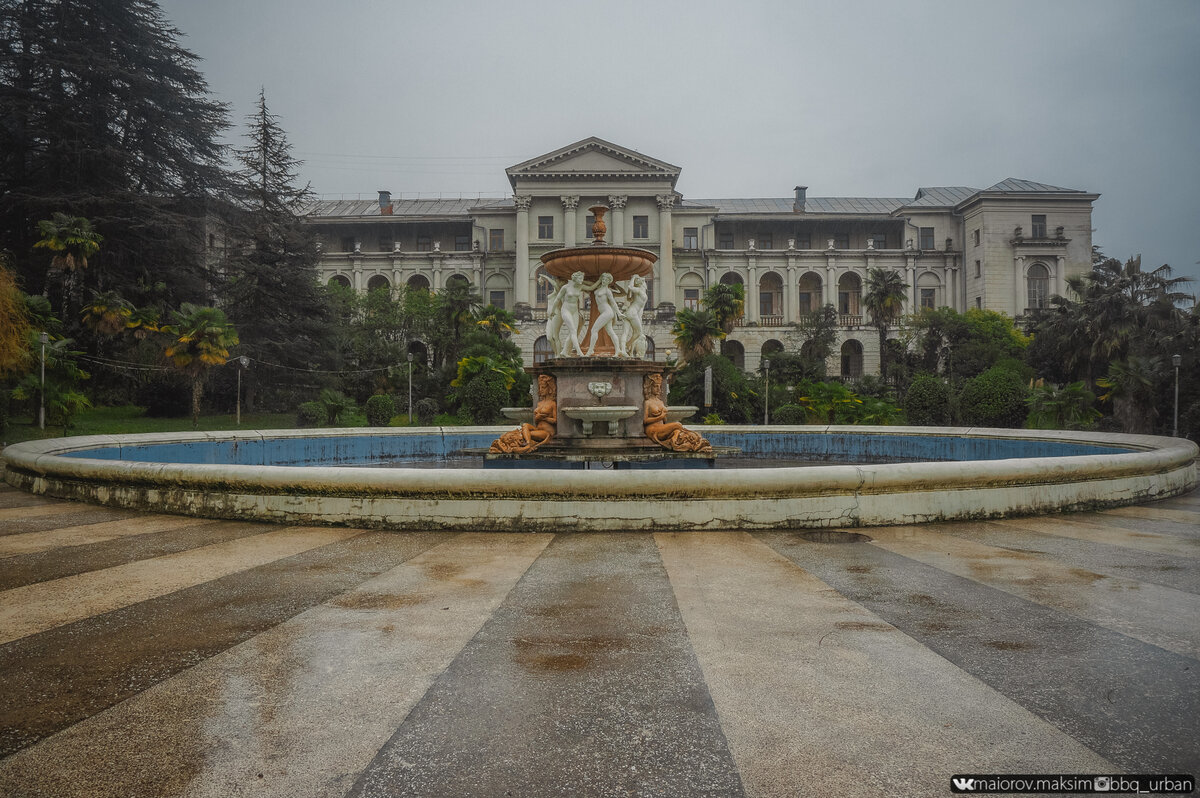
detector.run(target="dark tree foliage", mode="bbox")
[957,366,1030,428]
[668,354,754,424]
[0,0,231,307]
[222,90,337,411]
[904,373,952,425]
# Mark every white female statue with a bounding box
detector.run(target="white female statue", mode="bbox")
[617,273,649,358]
[583,272,625,357]
[539,273,565,355]
[556,271,588,357]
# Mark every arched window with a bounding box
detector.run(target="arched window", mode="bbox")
[759,272,783,321]
[407,340,429,368]
[679,271,704,310]
[1027,263,1050,312]
[719,271,744,286]
[763,339,784,357]
[917,271,941,311]
[797,271,822,315]
[327,275,351,289]
[838,272,862,317]
[533,335,553,364]
[644,336,656,360]
[722,339,746,371]
[407,274,431,292]
[366,274,390,293]
[840,339,864,379]
[535,267,552,306]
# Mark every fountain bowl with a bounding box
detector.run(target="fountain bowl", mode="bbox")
[540,246,656,282]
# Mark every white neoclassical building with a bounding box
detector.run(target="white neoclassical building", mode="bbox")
[303,137,1098,376]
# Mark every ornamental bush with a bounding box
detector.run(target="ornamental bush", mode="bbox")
[414,397,440,425]
[365,394,395,426]
[770,404,808,425]
[904,374,952,425]
[958,366,1030,428]
[296,401,322,427]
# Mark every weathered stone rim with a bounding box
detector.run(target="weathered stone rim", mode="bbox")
[3,427,1196,530]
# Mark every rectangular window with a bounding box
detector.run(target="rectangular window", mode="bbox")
[759,234,773,250]
[538,216,554,239]
[838,292,851,315]
[416,236,432,252]
[795,234,811,249]
[975,296,982,309]
[835,233,849,249]
[684,288,700,310]
[341,236,355,253]
[719,231,734,249]
[489,290,505,309]
[683,228,698,249]
[760,292,774,317]
[975,260,981,278]
[378,229,393,252]
[632,215,649,239]
[920,288,936,310]
[454,235,471,252]
[973,229,980,246]
[488,229,504,250]
[871,234,887,249]
[1031,214,1047,238]
[584,215,595,239]
[919,227,935,250]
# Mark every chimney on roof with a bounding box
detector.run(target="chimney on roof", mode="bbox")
[793,186,807,212]
[378,190,393,215]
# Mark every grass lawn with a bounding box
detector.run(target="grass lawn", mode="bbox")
[3,404,320,447]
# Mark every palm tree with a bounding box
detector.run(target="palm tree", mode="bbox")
[34,213,103,317]
[863,268,908,382]
[438,276,482,363]
[702,282,745,334]
[163,304,240,429]
[474,304,516,338]
[671,307,723,362]
[80,290,132,336]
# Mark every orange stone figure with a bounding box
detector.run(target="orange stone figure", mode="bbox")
[643,373,712,453]
[490,375,558,454]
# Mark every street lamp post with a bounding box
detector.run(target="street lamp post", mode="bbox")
[236,356,249,425]
[407,352,414,425]
[38,331,48,430]
[1173,354,1182,437]
[763,358,771,425]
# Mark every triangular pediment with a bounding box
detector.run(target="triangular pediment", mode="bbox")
[506,137,681,187]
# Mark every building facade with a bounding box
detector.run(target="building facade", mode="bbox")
[303,137,1098,376]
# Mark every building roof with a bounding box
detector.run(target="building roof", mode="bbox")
[982,178,1084,193]
[905,186,981,208]
[692,197,910,215]
[302,197,484,218]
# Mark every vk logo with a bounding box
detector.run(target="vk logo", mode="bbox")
[952,777,976,791]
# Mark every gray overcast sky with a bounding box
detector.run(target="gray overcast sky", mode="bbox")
[159,0,1200,292]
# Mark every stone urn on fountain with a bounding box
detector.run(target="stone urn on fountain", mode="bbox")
[487,206,720,466]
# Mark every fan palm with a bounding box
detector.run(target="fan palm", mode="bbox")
[702,282,745,333]
[863,268,908,381]
[163,304,240,428]
[671,308,723,362]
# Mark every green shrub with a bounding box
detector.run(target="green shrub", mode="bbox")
[905,374,952,425]
[317,389,356,426]
[365,394,396,426]
[432,411,469,426]
[771,404,808,425]
[460,370,511,424]
[702,412,724,425]
[414,397,440,425]
[958,366,1031,428]
[296,401,322,427]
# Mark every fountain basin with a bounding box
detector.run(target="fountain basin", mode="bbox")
[3,427,1194,532]
[561,406,639,436]
[540,246,655,282]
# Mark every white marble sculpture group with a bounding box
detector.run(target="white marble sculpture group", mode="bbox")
[540,271,649,359]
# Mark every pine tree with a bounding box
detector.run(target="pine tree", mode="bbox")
[0,0,231,309]
[223,90,337,411]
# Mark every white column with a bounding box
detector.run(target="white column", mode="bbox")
[561,196,579,248]
[906,264,917,309]
[656,194,677,307]
[514,195,532,307]
[1014,256,1026,316]
[746,256,759,324]
[608,195,627,245]
[1055,255,1066,298]
[785,261,796,322]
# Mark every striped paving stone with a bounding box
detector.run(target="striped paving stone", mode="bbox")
[0,486,1193,796]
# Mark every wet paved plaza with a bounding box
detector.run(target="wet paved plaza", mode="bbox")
[0,481,1196,797]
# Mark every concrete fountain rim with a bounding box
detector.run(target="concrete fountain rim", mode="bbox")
[4,426,1195,531]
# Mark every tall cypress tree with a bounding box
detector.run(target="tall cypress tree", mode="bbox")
[223,90,336,411]
[0,0,230,309]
